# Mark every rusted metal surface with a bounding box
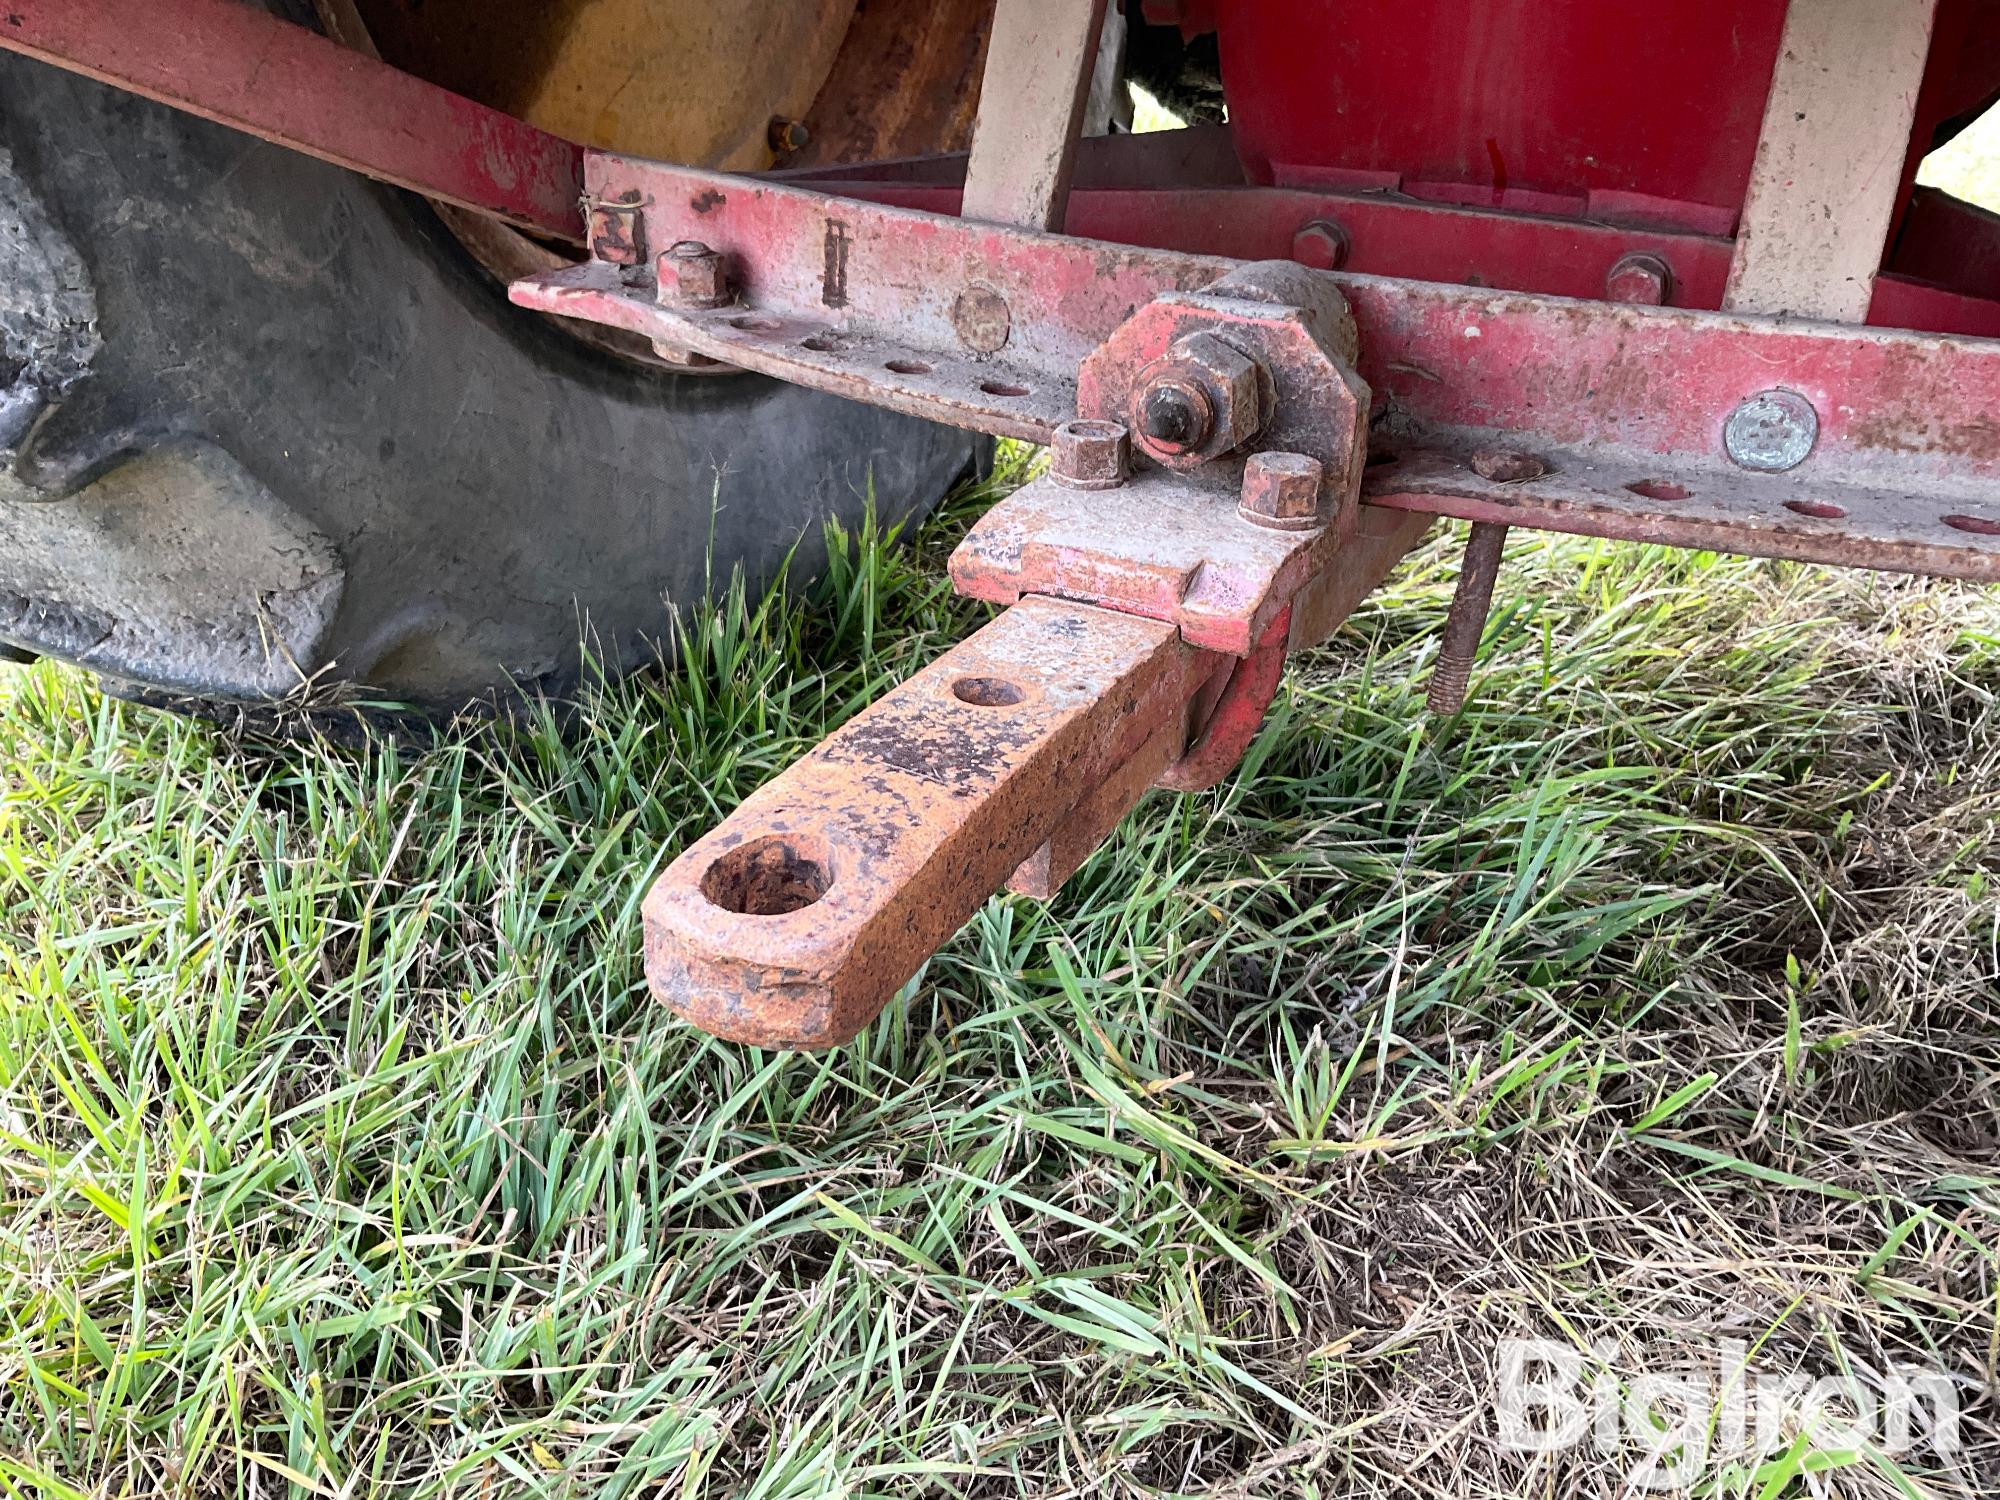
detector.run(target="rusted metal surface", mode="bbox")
[517,158,2000,521]
[1155,604,1293,792]
[1362,446,2000,581]
[951,466,1330,656]
[1338,277,2000,494]
[586,193,647,267]
[1238,452,1325,530]
[656,241,732,310]
[510,157,1235,437]
[1425,523,1509,715]
[0,0,585,243]
[643,596,1213,1048]
[1082,261,1370,537]
[961,0,1110,231]
[1048,419,1130,489]
[788,0,997,170]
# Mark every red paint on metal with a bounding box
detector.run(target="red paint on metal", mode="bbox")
[520,159,2000,524]
[0,0,584,242]
[1220,1,1790,214]
[950,466,1327,656]
[1363,447,2000,582]
[1156,604,1292,791]
[1215,0,1995,266]
[837,182,1740,310]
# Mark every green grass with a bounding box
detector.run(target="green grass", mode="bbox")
[2,444,1995,1497]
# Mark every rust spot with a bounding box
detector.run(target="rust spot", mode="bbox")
[1470,449,1548,484]
[822,220,852,308]
[700,836,833,915]
[690,189,726,214]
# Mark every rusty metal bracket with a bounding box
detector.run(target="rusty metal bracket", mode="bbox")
[645,596,1222,1047]
[634,252,1386,1044]
[511,154,1234,441]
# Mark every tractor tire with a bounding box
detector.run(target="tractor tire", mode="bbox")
[0,42,980,720]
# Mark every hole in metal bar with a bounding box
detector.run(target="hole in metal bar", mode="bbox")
[979,381,1031,398]
[952,676,1026,707]
[1943,514,2000,536]
[800,332,842,352]
[730,314,783,331]
[700,835,833,915]
[1627,480,1691,501]
[1783,500,1846,519]
[885,358,933,375]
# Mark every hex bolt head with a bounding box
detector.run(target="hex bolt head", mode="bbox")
[1724,388,1819,473]
[1238,451,1325,530]
[768,117,811,154]
[657,240,731,309]
[1605,252,1673,306]
[1049,419,1130,490]
[1291,219,1351,271]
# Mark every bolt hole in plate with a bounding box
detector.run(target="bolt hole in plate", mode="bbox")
[885,358,933,375]
[730,314,784,331]
[700,835,833,915]
[979,381,1031,398]
[951,676,1026,707]
[1943,514,2000,536]
[799,332,842,352]
[1783,500,1847,519]
[1627,480,1692,501]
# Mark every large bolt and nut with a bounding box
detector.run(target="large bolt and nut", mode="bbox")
[1238,451,1325,530]
[1130,330,1268,469]
[1604,252,1673,306]
[1724,388,1819,473]
[657,240,732,310]
[1049,419,1130,490]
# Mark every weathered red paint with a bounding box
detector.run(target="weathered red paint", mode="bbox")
[1215,0,2000,255]
[0,0,584,242]
[1155,603,1292,792]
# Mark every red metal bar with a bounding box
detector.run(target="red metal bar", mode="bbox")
[0,0,584,243]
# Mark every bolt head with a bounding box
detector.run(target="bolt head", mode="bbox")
[1724,389,1818,473]
[1049,419,1130,490]
[657,240,730,309]
[768,117,811,154]
[1131,331,1266,468]
[952,283,1012,355]
[1605,252,1672,306]
[1291,219,1351,271]
[1470,448,1548,484]
[1139,385,1208,451]
[1238,451,1325,530]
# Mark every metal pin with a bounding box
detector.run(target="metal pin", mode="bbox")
[1426,522,1509,716]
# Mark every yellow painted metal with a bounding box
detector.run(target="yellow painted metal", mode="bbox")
[351,0,859,169]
